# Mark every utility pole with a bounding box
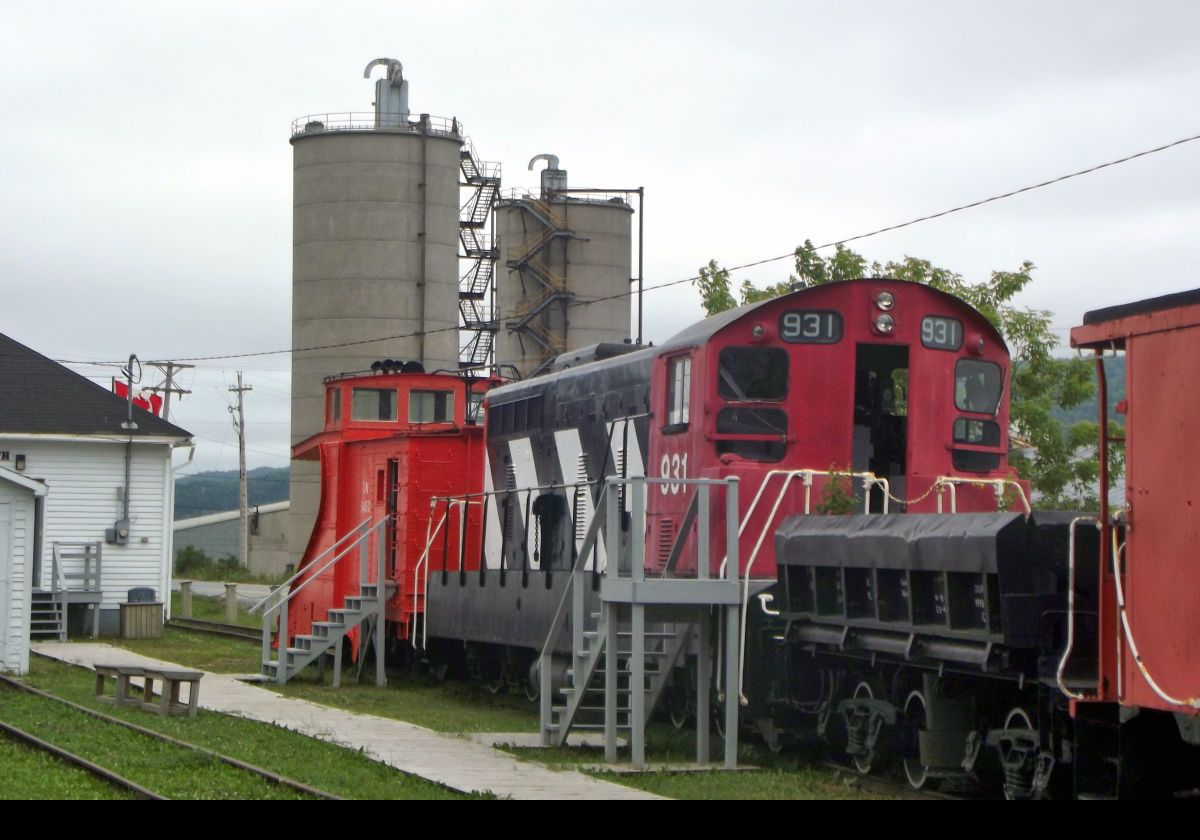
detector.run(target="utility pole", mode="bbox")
[144,361,194,422]
[228,373,253,568]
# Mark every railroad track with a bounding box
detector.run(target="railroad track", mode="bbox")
[820,761,966,800]
[0,717,166,799]
[167,616,261,641]
[0,674,340,800]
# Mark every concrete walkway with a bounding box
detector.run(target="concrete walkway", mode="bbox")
[33,643,660,800]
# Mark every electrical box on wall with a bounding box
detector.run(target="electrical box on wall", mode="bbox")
[106,519,130,546]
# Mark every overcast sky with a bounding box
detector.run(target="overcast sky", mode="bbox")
[3,2,1198,474]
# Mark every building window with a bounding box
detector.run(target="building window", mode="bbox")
[351,388,398,422]
[666,356,691,429]
[410,390,455,424]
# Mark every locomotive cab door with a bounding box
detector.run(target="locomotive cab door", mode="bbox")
[853,344,908,511]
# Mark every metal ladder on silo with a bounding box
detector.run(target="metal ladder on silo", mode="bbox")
[458,141,501,369]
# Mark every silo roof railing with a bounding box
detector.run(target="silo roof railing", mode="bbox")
[291,112,464,139]
[498,187,635,207]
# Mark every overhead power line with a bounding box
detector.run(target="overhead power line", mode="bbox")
[56,129,1200,365]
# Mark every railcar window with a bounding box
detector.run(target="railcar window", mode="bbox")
[327,388,341,422]
[955,360,1002,414]
[667,356,691,428]
[410,390,455,424]
[351,388,397,422]
[953,418,1000,446]
[717,347,788,401]
[467,392,486,425]
[715,407,787,462]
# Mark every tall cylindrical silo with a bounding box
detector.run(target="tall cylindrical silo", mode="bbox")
[495,156,633,378]
[289,59,463,558]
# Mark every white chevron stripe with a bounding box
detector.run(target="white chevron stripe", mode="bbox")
[507,436,542,570]
[482,449,503,570]
[555,428,607,571]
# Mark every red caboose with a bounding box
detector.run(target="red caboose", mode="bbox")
[284,368,500,656]
[1071,290,1200,724]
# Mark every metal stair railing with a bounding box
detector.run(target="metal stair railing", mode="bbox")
[49,542,102,639]
[537,476,742,769]
[250,516,389,685]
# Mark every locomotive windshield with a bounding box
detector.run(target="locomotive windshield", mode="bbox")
[352,388,398,421]
[717,347,788,400]
[955,360,1003,413]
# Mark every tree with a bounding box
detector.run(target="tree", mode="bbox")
[693,241,1119,509]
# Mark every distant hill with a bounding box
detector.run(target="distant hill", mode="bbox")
[1049,356,1126,427]
[175,466,291,520]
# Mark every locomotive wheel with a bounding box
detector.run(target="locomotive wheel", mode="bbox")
[1000,706,1037,801]
[901,689,936,790]
[524,660,541,703]
[484,663,506,695]
[848,680,893,775]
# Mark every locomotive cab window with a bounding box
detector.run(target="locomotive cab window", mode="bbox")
[665,356,691,431]
[410,390,455,424]
[327,388,341,422]
[951,418,1001,472]
[467,392,486,425]
[717,347,788,401]
[955,360,1002,414]
[715,407,788,462]
[351,388,397,422]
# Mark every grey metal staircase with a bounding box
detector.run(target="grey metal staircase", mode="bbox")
[538,477,744,769]
[31,541,102,640]
[253,517,390,687]
[30,591,66,641]
[458,141,500,370]
[551,612,692,742]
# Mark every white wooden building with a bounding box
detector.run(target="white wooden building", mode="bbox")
[0,466,47,673]
[0,333,192,637]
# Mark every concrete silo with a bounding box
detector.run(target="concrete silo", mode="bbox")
[495,156,634,379]
[289,59,466,556]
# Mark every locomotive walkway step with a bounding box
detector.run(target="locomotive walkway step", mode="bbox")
[33,643,662,800]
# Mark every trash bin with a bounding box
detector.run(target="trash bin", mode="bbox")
[120,588,163,639]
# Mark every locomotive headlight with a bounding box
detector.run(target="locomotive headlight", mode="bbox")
[875,290,896,311]
[874,313,895,334]
[751,324,765,340]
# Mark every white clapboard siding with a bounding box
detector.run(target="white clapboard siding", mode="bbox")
[14,440,174,611]
[1,487,33,673]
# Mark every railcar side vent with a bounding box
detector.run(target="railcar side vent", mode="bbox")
[573,454,590,542]
[657,519,676,566]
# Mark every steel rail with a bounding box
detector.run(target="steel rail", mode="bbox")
[0,673,342,800]
[0,717,166,800]
[167,616,261,641]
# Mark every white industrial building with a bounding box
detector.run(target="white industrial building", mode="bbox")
[0,333,192,639]
[175,500,292,579]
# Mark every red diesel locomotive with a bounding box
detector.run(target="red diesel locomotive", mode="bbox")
[280,278,1200,797]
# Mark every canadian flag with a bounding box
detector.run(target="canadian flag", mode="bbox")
[113,380,163,416]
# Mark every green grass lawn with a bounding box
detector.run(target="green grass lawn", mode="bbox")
[94,630,888,800]
[171,590,263,628]
[16,657,469,799]
[113,628,261,673]
[0,736,133,800]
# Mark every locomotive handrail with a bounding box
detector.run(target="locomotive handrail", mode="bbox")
[724,469,889,704]
[419,479,601,650]
[933,476,1031,514]
[1057,516,1101,701]
[413,498,464,650]
[1109,532,1200,709]
[248,516,371,615]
